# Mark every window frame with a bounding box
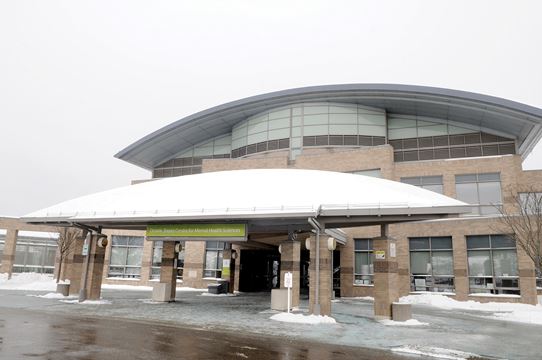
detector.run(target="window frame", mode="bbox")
[455,173,502,216]
[353,239,374,286]
[108,236,144,279]
[409,236,454,293]
[466,234,520,295]
[203,241,227,279]
[401,175,444,194]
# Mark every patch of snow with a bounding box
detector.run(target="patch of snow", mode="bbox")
[60,299,112,305]
[200,292,238,297]
[28,292,77,299]
[234,353,248,359]
[391,345,481,360]
[102,284,153,291]
[138,299,163,304]
[18,231,59,239]
[400,293,542,325]
[342,296,374,301]
[270,312,336,324]
[0,273,57,291]
[379,319,428,326]
[178,286,206,292]
[469,293,520,298]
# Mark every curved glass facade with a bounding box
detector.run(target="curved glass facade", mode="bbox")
[152,103,516,179]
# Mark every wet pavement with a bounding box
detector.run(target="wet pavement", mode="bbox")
[0,288,541,359]
[0,308,406,360]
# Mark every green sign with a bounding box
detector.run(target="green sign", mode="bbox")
[146,224,246,240]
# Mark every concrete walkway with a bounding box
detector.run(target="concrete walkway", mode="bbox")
[0,288,540,359]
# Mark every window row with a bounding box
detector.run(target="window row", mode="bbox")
[108,236,227,280]
[393,143,515,163]
[389,132,514,150]
[354,235,522,295]
[302,134,386,148]
[231,138,289,158]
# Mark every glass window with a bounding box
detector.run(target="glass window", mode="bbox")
[409,237,454,292]
[354,239,373,285]
[108,236,144,278]
[204,241,226,279]
[455,173,502,215]
[12,234,57,274]
[467,235,519,295]
[401,176,443,194]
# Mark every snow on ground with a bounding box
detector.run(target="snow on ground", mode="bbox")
[101,284,153,291]
[400,293,542,325]
[270,312,336,324]
[28,292,77,300]
[0,273,57,291]
[60,299,112,305]
[391,345,481,360]
[379,319,428,326]
[200,292,238,297]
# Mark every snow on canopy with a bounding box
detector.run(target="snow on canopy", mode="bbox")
[22,169,469,222]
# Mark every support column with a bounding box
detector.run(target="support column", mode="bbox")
[221,248,235,293]
[68,235,85,296]
[373,224,399,320]
[280,240,300,307]
[309,235,332,316]
[0,229,18,278]
[82,234,107,300]
[160,241,177,301]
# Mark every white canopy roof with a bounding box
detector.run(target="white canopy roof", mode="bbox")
[23,169,469,229]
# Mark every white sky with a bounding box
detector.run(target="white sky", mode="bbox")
[1,1,541,216]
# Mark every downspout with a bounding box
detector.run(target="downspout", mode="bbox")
[308,216,323,316]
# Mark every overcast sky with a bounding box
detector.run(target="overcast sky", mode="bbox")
[1,1,541,216]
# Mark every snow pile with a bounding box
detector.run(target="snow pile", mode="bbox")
[270,312,336,324]
[60,299,112,305]
[400,293,542,325]
[379,319,428,326]
[391,345,481,360]
[0,273,57,291]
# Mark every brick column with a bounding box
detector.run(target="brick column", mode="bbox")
[68,236,85,296]
[0,229,18,277]
[221,249,235,293]
[309,235,332,316]
[373,225,399,320]
[82,234,107,300]
[452,234,469,301]
[280,240,300,307]
[518,247,538,305]
[160,241,177,301]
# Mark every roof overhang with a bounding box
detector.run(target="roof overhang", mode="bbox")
[115,84,542,170]
[22,169,471,233]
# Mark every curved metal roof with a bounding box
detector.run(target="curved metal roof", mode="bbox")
[115,84,542,170]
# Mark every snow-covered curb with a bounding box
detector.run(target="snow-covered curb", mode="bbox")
[270,312,336,324]
[400,293,542,325]
[391,345,481,360]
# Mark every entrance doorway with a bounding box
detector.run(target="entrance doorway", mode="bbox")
[333,250,341,297]
[239,249,280,292]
